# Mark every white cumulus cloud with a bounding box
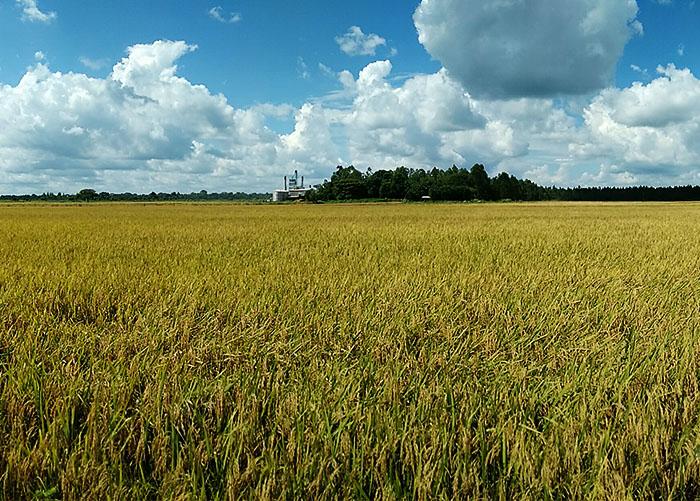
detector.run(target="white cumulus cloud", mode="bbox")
[576,65,700,179]
[5,37,700,194]
[339,61,522,170]
[0,40,532,194]
[16,0,56,23]
[335,26,387,56]
[414,0,641,98]
[0,41,342,194]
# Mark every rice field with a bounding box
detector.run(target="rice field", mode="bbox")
[0,202,699,499]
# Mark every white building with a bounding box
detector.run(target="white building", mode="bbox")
[272,171,311,202]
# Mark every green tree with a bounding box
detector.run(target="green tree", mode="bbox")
[405,169,432,200]
[331,166,366,199]
[77,188,98,201]
[492,172,523,200]
[470,164,492,200]
[365,169,393,199]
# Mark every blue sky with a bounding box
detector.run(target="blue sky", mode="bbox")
[0,0,699,193]
[618,1,698,86]
[1,1,440,108]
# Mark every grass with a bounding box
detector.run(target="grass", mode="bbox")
[0,202,699,499]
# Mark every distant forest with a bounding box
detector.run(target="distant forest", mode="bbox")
[5,165,700,202]
[308,165,700,202]
[0,189,269,203]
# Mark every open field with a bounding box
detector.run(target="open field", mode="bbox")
[1,202,699,499]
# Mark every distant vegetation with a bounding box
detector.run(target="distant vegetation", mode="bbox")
[0,189,270,203]
[1,203,699,498]
[6,165,700,203]
[309,164,700,202]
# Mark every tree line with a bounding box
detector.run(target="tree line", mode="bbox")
[5,165,700,203]
[307,165,700,202]
[308,164,544,201]
[0,189,270,203]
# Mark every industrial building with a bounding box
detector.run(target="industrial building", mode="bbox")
[272,171,311,202]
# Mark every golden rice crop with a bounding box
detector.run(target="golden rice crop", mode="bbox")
[0,202,699,499]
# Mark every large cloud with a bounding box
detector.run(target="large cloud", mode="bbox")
[490,64,700,188]
[5,38,699,194]
[414,0,641,98]
[338,61,526,170]
[575,65,700,181]
[1,40,530,194]
[0,41,345,193]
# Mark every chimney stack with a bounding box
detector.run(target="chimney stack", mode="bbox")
[284,176,287,191]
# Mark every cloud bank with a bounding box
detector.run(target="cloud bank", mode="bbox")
[3,0,700,195]
[0,41,332,193]
[0,40,525,194]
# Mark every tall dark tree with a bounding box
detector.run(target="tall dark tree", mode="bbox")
[470,164,492,200]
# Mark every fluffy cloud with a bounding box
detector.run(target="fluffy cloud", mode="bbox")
[414,0,641,98]
[282,104,340,169]
[16,0,56,23]
[486,65,700,187]
[4,38,700,194]
[0,40,536,193]
[576,65,700,181]
[597,65,700,129]
[0,41,343,193]
[335,26,387,56]
[340,61,524,169]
